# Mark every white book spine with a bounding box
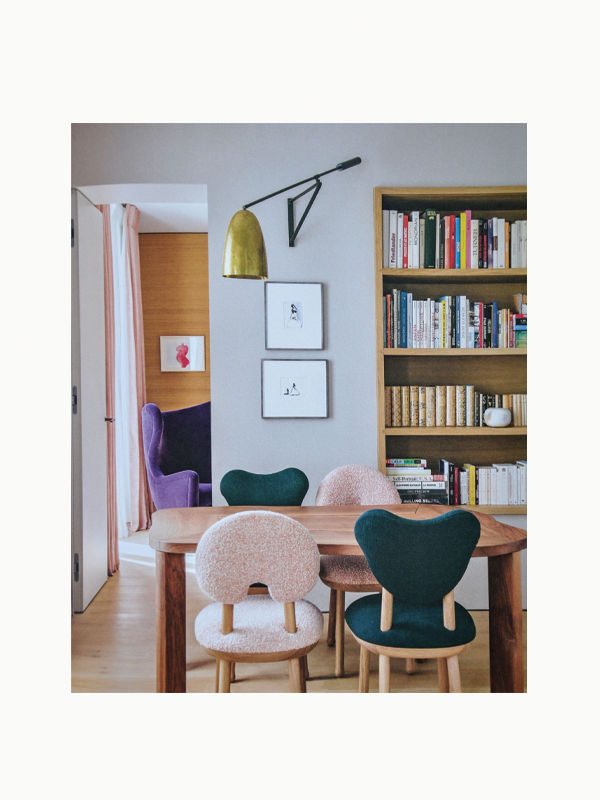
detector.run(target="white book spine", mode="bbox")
[471,219,479,269]
[397,213,404,268]
[389,209,398,269]
[410,211,419,268]
[435,213,440,268]
[407,293,413,347]
[492,217,498,268]
[497,218,505,268]
[382,210,390,268]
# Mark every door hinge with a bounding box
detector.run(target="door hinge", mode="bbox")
[73,553,80,582]
[72,386,78,414]
[71,218,75,248]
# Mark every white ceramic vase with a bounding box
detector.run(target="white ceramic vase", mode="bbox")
[484,407,512,427]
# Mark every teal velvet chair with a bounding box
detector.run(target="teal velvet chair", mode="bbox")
[220,467,309,507]
[345,508,480,692]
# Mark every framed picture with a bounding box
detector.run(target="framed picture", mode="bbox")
[261,359,328,418]
[264,281,323,349]
[160,336,205,372]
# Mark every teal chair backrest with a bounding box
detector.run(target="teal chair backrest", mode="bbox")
[220,467,309,506]
[354,508,480,605]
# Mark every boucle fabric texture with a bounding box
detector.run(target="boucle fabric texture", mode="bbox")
[354,508,480,604]
[319,555,378,586]
[315,464,399,506]
[345,594,476,649]
[195,510,320,603]
[195,596,323,653]
[220,467,309,506]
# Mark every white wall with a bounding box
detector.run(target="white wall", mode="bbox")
[71,123,527,608]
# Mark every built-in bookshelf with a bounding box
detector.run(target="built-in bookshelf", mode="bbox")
[374,186,527,514]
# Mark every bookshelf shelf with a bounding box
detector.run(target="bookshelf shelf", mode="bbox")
[384,348,526,357]
[375,186,527,515]
[385,427,527,437]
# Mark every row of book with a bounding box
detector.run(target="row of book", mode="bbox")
[383,291,527,349]
[382,209,527,270]
[384,385,527,428]
[385,458,527,506]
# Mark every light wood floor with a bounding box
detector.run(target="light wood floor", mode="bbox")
[71,557,526,693]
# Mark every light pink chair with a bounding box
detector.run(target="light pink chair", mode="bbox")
[194,510,323,692]
[315,464,415,678]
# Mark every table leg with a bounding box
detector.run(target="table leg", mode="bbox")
[487,551,524,693]
[156,551,187,693]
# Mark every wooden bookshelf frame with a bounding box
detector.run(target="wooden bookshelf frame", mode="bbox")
[374,186,527,515]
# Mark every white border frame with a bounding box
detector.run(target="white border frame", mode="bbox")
[264,281,323,350]
[159,335,205,372]
[261,359,328,418]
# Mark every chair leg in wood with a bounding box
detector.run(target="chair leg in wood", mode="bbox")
[379,654,390,693]
[214,660,220,692]
[327,588,336,646]
[288,658,304,692]
[230,662,236,682]
[301,654,309,681]
[447,655,461,693]
[358,646,370,693]
[218,659,231,693]
[405,658,417,674]
[437,658,449,692]
[335,589,345,677]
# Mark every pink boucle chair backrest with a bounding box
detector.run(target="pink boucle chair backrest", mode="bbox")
[195,510,320,604]
[315,464,399,506]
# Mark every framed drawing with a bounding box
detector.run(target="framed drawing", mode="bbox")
[261,359,328,418]
[160,336,205,372]
[264,281,323,349]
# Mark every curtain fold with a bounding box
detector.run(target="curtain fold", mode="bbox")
[100,205,119,575]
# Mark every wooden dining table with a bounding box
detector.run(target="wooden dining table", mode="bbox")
[149,503,526,693]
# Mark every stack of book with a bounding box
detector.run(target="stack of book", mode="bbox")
[382,208,527,270]
[385,459,449,504]
[384,385,527,428]
[439,459,527,506]
[383,290,527,349]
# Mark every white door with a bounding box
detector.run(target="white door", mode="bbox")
[72,189,108,612]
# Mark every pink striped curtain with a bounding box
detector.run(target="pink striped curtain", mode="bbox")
[100,205,119,575]
[123,205,152,533]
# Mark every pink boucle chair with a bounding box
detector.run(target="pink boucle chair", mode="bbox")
[315,464,417,678]
[194,510,323,692]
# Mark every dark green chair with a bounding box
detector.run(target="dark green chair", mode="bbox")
[345,508,480,692]
[220,467,309,507]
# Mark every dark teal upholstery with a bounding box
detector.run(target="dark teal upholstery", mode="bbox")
[353,508,480,604]
[220,468,309,506]
[345,508,480,650]
[345,595,476,648]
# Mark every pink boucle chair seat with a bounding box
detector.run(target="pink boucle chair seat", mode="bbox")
[319,555,380,591]
[195,596,323,656]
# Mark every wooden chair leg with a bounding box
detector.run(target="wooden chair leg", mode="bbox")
[230,662,236,682]
[335,589,345,677]
[218,659,231,693]
[379,654,390,692]
[289,658,303,692]
[447,655,461,693]
[301,654,309,681]
[214,660,220,692]
[405,658,417,674]
[359,645,370,693]
[437,658,449,692]
[327,588,336,646]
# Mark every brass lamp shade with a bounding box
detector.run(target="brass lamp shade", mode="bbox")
[222,209,268,279]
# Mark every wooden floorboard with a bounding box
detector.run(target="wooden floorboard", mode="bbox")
[71,558,526,693]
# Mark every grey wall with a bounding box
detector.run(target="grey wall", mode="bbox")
[71,123,527,608]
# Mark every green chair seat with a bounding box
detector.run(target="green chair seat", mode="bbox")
[345,594,476,650]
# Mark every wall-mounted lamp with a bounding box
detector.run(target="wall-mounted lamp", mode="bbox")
[222,157,362,279]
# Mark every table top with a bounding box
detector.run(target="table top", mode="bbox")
[149,503,527,558]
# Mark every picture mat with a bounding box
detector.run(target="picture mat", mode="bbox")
[265,282,323,349]
[262,359,328,418]
[160,335,205,371]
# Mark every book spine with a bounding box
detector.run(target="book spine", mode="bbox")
[425,386,436,426]
[471,217,479,269]
[435,385,446,426]
[466,385,475,426]
[455,385,466,426]
[400,291,407,348]
[418,386,427,427]
[389,209,397,269]
[455,216,461,269]
[460,212,466,268]
[386,457,427,466]
[384,386,392,427]
[382,209,390,268]
[465,210,471,268]
[423,209,436,268]
[401,386,410,427]
[446,385,456,426]
[391,386,401,427]
[409,385,419,427]
[449,215,456,268]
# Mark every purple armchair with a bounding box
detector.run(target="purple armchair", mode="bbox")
[141,402,212,509]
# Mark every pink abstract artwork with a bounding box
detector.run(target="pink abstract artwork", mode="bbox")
[175,343,190,369]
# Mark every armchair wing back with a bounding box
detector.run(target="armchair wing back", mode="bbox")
[141,402,212,509]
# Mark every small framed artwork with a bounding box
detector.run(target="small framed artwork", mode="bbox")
[160,336,205,372]
[261,359,328,418]
[264,281,323,349]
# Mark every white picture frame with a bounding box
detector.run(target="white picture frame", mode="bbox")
[160,336,205,372]
[264,281,323,349]
[261,359,328,418]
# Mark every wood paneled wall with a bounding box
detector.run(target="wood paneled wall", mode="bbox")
[139,233,210,411]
